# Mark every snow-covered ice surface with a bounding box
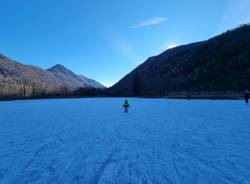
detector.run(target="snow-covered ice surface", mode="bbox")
[0,98,250,184]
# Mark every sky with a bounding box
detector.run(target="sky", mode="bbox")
[0,0,250,87]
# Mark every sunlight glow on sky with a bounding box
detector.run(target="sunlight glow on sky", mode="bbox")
[0,0,250,87]
[167,44,178,50]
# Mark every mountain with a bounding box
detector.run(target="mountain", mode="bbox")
[0,54,64,97]
[78,75,106,89]
[110,24,250,97]
[0,55,105,98]
[47,64,106,89]
[47,64,84,88]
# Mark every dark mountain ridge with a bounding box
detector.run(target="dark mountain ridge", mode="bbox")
[109,24,250,97]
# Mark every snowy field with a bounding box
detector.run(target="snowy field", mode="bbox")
[0,98,250,184]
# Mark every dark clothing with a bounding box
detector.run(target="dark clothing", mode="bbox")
[244,93,249,104]
[124,107,129,113]
[123,104,129,108]
[123,101,130,108]
[123,100,130,113]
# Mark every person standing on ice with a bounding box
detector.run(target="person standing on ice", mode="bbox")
[244,90,249,104]
[123,99,130,113]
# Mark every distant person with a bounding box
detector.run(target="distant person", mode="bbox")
[123,99,130,113]
[244,90,249,104]
[186,93,191,100]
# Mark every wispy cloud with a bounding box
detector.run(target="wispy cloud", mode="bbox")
[130,17,166,28]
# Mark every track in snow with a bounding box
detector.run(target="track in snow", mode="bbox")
[0,98,250,184]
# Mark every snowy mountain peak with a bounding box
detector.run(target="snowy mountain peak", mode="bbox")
[47,64,106,89]
[47,64,73,74]
[51,64,65,68]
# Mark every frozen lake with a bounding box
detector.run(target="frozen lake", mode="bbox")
[0,98,250,184]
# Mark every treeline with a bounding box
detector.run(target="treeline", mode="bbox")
[0,81,45,99]
[0,83,109,100]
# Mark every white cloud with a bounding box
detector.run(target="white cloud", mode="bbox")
[130,17,166,28]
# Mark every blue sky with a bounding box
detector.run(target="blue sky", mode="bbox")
[0,0,250,86]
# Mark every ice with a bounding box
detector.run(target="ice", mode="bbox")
[0,98,250,184]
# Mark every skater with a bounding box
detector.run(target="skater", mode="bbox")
[123,99,130,113]
[244,90,249,104]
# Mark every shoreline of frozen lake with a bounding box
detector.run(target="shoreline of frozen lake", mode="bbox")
[0,98,250,184]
